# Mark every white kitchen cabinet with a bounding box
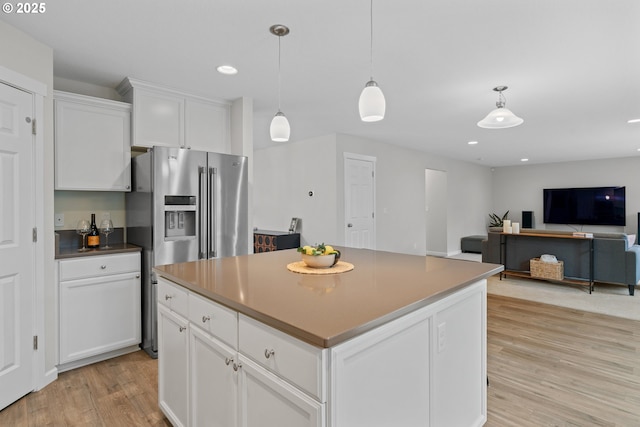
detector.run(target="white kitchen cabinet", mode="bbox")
[54,90,131,191]
[158,304,189,427]
[58,252,141,372]
[190,326,238,427]
[157,277,485,427]
[117,78,230,152]
[185,97,230,153]
[239,356,325,427]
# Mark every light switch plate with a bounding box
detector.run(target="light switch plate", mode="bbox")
[54,213,64,227]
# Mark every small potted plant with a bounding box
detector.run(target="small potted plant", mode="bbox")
[488,211,509,228]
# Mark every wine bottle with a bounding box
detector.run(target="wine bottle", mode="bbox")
[87,213,100,249]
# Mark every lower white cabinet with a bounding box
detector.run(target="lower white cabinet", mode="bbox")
[58,252,141,371]
[157,277,486,427]
[158,304,189,427]
[190,326,237,427]
[239,355,325,427]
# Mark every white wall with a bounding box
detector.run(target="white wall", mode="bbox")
[492,156,640,234]
[253,134,338,247]
[254,133,494,256]
[336,134,493,255]
[0,21,55,374]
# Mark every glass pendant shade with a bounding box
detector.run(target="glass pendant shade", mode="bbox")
[359,80,386,122]
[270,111,290,142]
[477,107,524,129]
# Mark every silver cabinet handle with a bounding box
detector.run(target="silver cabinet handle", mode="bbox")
[233,362,242,372]
[202,315,211,323]
[135,274,140,279]
[179,326,186,332]
[165,295,172,300]
[225,357,234,366]
[264,349,275,359]
[347,223,353,227]
[100,265,107,269]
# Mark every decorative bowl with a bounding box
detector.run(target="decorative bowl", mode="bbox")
[301,253,338,268]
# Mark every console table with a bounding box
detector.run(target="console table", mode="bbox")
[500,232,594,293]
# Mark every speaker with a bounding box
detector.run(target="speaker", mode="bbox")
[522,211,535,229]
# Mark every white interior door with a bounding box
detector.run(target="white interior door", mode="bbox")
[344,153,376,249]
[0,83,35,410]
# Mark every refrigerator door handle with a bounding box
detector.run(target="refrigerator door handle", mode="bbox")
[199,166,207,259]
[209,166,217,258]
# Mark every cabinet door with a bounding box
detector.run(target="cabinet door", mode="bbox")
[54,94,131,191]
[133,88,184,148]
[330,306,431,427]
[158,305,189,427]
[190,326,238,427]
[59,272,141,364]
[431,282,486,427]
[239,356,325,427]
[185,98,230,152]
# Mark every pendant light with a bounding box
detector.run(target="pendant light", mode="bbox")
[270,24,291,142]
[477,86,523,129]
[358,0,386,122]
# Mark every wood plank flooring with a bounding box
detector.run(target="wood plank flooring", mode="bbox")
[2,295,639,426]
[486,294,640,426]
[0,350,170,427]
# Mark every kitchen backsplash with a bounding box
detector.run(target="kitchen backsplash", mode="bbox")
[54,190,126,230]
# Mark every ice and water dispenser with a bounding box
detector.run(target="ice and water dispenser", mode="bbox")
[163,195,196,239]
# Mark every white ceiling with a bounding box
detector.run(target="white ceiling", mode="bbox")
[4,0,640,167]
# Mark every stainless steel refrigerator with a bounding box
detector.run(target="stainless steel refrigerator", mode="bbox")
[126,146,248,358]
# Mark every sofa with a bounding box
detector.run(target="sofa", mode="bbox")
[482,228,640,295]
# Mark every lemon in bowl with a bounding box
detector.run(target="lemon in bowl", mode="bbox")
[298,244,341,268]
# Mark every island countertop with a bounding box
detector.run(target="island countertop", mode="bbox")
[154,248,503,348]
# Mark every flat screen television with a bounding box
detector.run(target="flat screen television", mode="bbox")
[543,186,626,226]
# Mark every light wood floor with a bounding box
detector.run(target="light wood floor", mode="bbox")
[0,350,170,426]
[486,294,640,426]
[2,295,640,426]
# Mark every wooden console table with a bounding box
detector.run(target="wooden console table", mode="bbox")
[499,232,594,293]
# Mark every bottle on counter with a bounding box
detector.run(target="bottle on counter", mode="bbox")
[87,213,100,249]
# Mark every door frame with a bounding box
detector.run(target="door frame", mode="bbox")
[343,152,376,248]
[0,65,48,391]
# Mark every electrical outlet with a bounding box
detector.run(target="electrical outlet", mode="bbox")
[437,322,446,353]
[54,213,64,227]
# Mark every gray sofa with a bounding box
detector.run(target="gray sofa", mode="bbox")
[482,228,640,295]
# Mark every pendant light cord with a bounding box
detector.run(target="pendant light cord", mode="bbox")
[369,0,374,80]
[277,34,282,112]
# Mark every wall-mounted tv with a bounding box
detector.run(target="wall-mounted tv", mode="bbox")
[543,186,626,226]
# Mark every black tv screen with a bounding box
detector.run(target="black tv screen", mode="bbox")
[543,186,625,226]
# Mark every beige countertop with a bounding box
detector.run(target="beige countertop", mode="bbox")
[154,248,503,348]
[56,243,142,259]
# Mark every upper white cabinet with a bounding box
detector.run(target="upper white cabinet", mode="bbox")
[117,77,230,152]
[54,91,132,191]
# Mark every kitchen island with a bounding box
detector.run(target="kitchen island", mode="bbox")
[154,248,502,427]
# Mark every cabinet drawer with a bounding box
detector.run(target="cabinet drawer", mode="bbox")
[59,252,140,281]
[157,278,188,317]
[188,293,237,350]
[239,314,326,401]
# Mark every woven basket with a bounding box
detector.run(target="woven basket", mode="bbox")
[530,258,564,280]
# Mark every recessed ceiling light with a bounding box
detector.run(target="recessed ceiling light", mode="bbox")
[520,158,529,162]
[468,141,478,145]
[216,65,238,75]
[628,118,640,123]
